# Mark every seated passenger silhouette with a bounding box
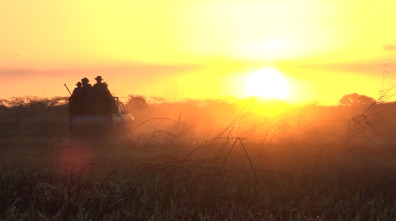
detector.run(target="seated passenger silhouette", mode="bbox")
[81,77,93,114]
[70,82,83,114]
[92,76,114,114]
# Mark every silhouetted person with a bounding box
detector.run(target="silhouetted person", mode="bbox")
[92,76,114,114]
[93,76,111,94]
[81,77,93,114]
[71,82,82,97]
[70,82,83,114]
[104,81,118,113]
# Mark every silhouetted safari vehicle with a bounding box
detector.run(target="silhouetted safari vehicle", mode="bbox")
[69,96,134,138]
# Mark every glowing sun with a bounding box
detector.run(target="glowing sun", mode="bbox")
[246,68,289,100]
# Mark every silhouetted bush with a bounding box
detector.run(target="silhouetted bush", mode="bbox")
[126,95,149,110]
[0,97,69,137]
[339,93,376,106]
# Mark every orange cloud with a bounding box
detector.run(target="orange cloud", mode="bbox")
[13,51,28,57]
[382,44,396,51]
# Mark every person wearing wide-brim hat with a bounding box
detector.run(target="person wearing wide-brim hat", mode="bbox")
[93,76,113,114]
[70,81,84,114]
[81,77,90,83]
[71,81,83,98]
[93,76,107,88]
[95,76,103,81]
[73,82,82,92]
[81,77,92,93]
[79,77,93,114]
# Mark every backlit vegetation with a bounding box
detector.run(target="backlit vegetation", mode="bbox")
[1,95,396,220]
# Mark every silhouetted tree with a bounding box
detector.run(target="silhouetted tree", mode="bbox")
[0,99,7,110]
[126,95,148,110]
[339,93,376,106]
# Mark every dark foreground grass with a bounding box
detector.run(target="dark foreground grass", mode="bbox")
[2,98,396,220]
[1,138,396,221]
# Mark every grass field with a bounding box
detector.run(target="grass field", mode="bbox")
[1,97,396,220]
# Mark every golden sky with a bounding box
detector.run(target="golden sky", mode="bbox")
[1,0,396,104]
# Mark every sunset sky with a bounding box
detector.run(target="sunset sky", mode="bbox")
[1,0,396,105]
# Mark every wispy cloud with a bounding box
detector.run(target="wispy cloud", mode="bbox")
[13,51,27,57]
[382,43,396,51]
[0,69,34,76]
